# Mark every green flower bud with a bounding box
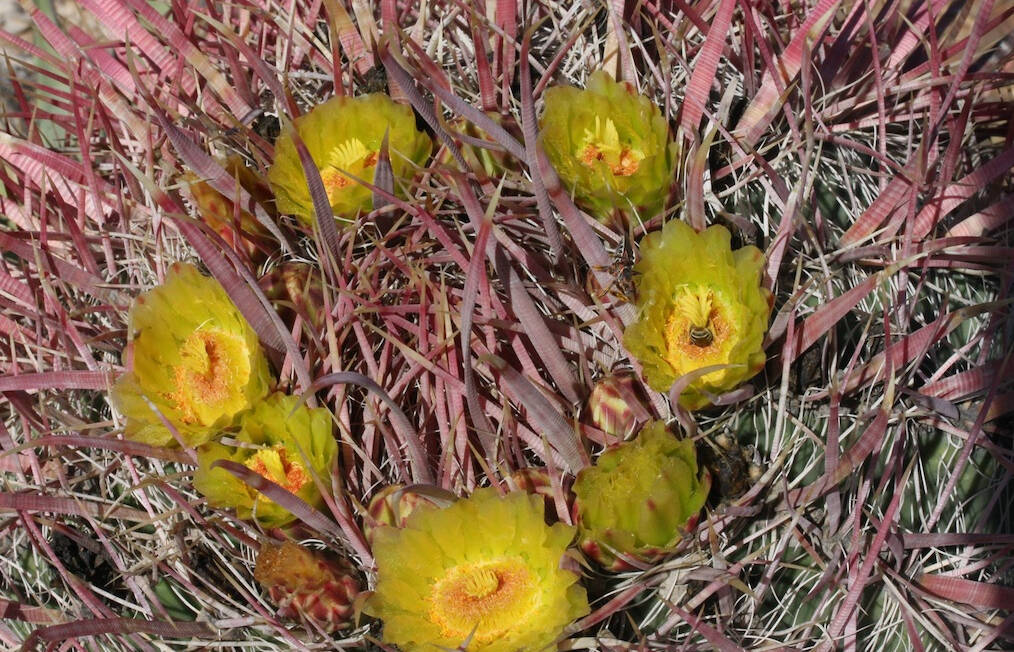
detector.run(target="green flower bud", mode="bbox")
[573,421,710,570]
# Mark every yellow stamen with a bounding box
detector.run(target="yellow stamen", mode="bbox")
[577,116,644,176]
[463,567,501,598]
[676,288,713,328]
[331,138,373,169]
[320,138,379,200]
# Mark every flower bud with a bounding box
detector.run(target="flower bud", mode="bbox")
[573,421,710,570]
[187,157,274,262]
[586,373,651,444]
[363,484,452,545]
[508,467,573,523]
[254,541,360,631]
[258,263,325,330]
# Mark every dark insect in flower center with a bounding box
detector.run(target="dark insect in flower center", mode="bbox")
[689,326,714,347]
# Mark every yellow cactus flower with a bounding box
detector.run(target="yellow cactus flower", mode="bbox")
[624,221,772,410]
[366,488,589,651]
[268,94,432,224]
[193,393,337,528]
[539,70,676,222]
[572,421,710,571]
[110,263,272,447]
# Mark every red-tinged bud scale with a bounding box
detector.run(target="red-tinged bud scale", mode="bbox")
[363,484,452,545]
[586,373,652,445]
[508,467,573,523]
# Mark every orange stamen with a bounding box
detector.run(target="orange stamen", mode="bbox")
[246,447,311,494]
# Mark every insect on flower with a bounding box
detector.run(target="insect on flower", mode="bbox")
[586,237,637,304]
[688,325,715,348]
[624,221,772,410]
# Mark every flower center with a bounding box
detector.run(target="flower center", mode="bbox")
[428,558,538,644]
[170,329,249,424]
[577,116,644,177]
[462,567,500,598]
[244,446,311,494]
[320,138,379,202]
[663,287,735,376]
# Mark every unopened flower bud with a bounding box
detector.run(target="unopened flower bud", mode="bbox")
[363,484,452,544]
[254,542,360,631]
[586,373,651,444]
[573,421,710,570]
